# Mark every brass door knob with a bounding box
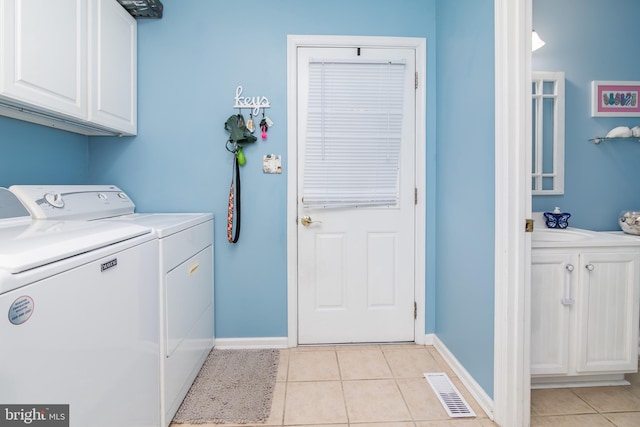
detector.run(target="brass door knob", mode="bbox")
[300,215,321,226]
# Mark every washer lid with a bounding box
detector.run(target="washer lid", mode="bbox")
[0,220,151,274]
[0,187,30,220]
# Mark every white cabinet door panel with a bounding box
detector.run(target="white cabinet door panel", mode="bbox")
[89,0,137,134]
[0,0,87,118]
[531,252,575,375]
[576,252,640,373]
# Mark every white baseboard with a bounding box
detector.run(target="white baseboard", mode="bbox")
[217,336,435,349]
[424,333,435,346]
[214,337,289,349]
[432,335,494,420]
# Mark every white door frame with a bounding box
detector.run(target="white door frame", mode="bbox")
[286,35,427,348]
[494,0,532,426]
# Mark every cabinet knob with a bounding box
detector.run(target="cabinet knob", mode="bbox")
[585,264,594,272]
[565,264,574,272]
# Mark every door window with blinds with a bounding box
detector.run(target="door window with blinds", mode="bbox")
[303,59,407,208]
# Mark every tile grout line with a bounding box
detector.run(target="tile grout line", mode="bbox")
[279,349,289,427]
[335,348,352,426]
[381,343,418,424]
[568,387,602,415]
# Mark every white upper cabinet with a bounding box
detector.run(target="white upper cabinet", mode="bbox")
[89,0,136,135]
[0,0,137,136]
[0,0,88,119]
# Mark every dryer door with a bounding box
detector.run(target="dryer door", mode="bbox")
[165,245,214,357]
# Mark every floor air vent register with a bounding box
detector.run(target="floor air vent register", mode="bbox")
[424,372,476,418]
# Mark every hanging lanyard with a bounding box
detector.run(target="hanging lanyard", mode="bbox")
[227,152,241,243]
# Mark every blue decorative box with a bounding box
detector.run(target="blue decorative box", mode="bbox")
[543,208,571,229]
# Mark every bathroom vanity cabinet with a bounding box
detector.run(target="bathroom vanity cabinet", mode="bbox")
[531,241,640,388]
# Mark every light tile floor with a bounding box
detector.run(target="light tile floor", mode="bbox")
[172,344,497,427]
[530,359,640,426]
[171,345,640,427]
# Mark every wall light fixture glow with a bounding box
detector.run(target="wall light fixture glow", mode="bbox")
[532,30,546,51]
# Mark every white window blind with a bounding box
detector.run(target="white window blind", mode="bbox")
[303,59,406,208]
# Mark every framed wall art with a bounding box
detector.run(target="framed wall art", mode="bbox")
[591,80,640,117]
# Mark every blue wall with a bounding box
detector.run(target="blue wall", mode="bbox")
[88,0,439,339]
[0,0,499,400]
[533,0,640,230]
[0,117,88,187]
[435,0,495,397]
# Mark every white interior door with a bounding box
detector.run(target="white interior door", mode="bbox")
[296,46,416,344]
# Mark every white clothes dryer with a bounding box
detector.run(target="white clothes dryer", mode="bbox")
[107,212,214,427]
[10,185,214,427]
[0,188,160,427]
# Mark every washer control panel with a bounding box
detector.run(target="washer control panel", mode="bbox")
[44,192,65,208]
[9,185,135,220]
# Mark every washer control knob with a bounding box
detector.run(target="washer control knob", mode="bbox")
[117,192,128,199]
[44,192,64,208]
[97,193,108,200]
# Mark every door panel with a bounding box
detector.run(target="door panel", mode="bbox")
[1,0,87,118]
[314,233,346,310]
[576,252,640,373]
[367,233,399,308]
[530,252,574,376]
[297,46,416,344]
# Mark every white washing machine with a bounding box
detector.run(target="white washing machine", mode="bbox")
[0,188,160,427]
[10,185,214,427]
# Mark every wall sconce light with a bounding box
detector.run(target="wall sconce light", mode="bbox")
[532,30,546,51]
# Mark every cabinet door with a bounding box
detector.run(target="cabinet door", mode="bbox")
[576,252,640,373]
[0,0,87,118]
[531,251,576,375]
[89,0,137,135]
